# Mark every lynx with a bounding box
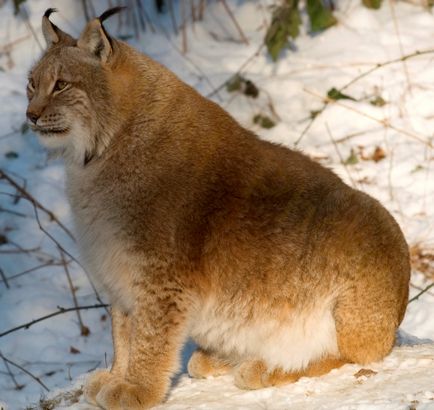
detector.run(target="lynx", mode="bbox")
[26,8,410,409]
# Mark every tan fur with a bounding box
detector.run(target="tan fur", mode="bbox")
[187,349,232,379]
[233,356,347,390]
[27,9,411,409]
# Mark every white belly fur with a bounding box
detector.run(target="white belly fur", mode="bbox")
[190,298,338,372]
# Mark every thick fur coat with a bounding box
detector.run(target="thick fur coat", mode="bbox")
[26,9,410,409]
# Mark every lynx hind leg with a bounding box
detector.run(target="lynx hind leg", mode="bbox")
[188,349,233,379]
[234,356,346,390]
[333,297,398,366]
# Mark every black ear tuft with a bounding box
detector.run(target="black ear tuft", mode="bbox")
[98,6,126,23]
[44,8,58,18]
[42,8,76,48]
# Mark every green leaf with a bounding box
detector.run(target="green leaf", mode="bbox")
[265,0,301,62]
[344,149,358,165]
[327,87,356,101]
[226,75,243,93]
[253,114,276,129]
[5,151,19,159]
[226,76,260,98]
[307,0,337,32]
[362,0,383,9]
[370,96,387,107]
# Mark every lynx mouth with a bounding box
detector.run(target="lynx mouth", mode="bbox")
[33,126,69,136]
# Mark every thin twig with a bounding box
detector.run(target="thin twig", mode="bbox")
[135,0,147,32]
[20,8,43,52]
[408,282,434,304]
[0,304,109,338]
[0,350,49,391]
[198,0,206,20]
[0,268,9,289]
[0,261,62,283]
[0,188,107,311]
[388,0,412,94]
[190,0,197,27]
[0,247,40,254]
[295,48,434,146]
[325,123,358,189]
[220,0,249,45]
[0,205,27,218]
[0,169,75,241]
[128,0,140,40]
[339,49,434,94]
[1,354,24,390]
[168,0,178,35]
[181,0,188,53]
[151,17,222,100]
[0,34,31,54]
[59,247,90,336]
[32,205,109,313]
[81,0,90,21]
[304,88,432,147]
[207,43,265,98]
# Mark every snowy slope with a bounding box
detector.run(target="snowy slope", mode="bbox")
[47,342,434,410]
[0,1,433,409]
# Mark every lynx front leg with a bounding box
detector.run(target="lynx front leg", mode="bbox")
[84,307,131,405]
[96,283,188,409]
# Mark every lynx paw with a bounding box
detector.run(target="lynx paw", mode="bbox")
[84,369,117,405]
[188,350,231,379]
[233,360,267,390]
[96,379,161,410]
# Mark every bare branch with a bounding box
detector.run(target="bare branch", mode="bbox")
[0,350,49,391]
[304,88,432,147]
[408,282,434,304]
[0,169,75,241]
[295,48,434,146]
[220,0,249,45]
[0,267,9,289]
[0,304,109,338]
[58,247,90,336]
[1,353,24,390]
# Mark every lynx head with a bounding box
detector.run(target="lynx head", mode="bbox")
[26,8,124,164]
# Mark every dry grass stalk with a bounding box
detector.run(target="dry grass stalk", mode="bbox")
[296,48,434,146]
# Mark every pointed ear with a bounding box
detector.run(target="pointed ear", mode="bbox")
[77,7,125,64]
[42,9,76,48]
[77,19,112,63]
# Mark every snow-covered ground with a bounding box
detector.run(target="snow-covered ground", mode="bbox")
[0,1,433,409]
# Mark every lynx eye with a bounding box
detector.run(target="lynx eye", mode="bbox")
[53,80,68,92]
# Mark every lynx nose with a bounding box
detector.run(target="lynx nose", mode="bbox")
[26,110,40,124]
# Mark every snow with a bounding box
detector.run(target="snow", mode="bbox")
[0,1,433,409]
